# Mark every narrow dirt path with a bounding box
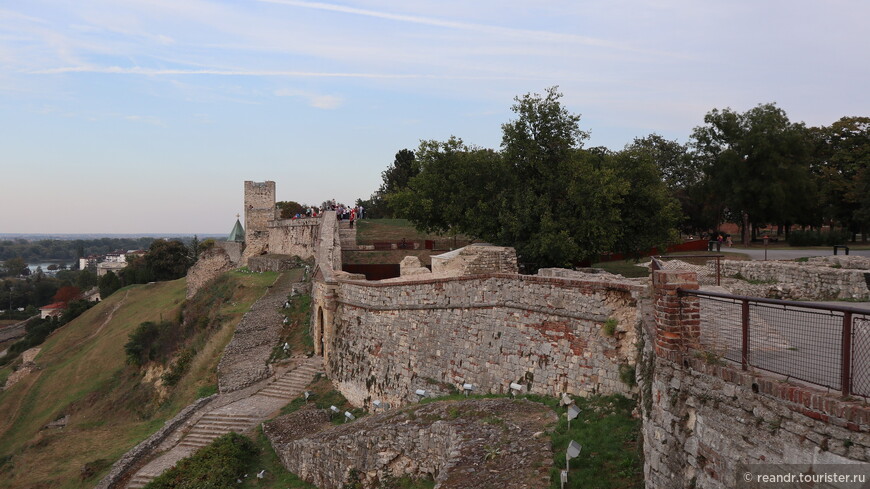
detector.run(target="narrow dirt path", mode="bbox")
[1,290,131,437]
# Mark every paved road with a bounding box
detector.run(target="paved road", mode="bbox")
[727,246,870,261]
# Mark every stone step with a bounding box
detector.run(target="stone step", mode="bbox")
[187,424,251,436]
[181,432,230,444]
[127,473,158,489]
[193,418,259,428]
[260,382,308,394]
[199,413,260,422]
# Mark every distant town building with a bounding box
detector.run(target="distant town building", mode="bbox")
[39,302,65,319]
[81,250,145,276]
[97,261,127,277]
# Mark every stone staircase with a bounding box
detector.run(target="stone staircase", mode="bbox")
[339,219,357,250]
[177,412,261,449]
[124,356,324,489]
[257,358,323,399]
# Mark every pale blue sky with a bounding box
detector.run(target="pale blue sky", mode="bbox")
[1,0,867,234]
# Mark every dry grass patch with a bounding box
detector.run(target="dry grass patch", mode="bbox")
[0,270,280,489]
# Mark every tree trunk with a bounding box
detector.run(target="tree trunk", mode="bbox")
[742,211,751,246]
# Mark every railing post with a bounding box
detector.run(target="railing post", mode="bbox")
[716,257,721,286]
[842,312,853,397]
[741,299,750,371]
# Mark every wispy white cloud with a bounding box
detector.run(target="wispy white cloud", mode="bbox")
[274,88,344,109]
[124,114,165,126]
[30,65,552,81]
[256,0,680,57]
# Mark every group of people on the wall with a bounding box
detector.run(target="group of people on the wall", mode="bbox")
[285,202,366,228]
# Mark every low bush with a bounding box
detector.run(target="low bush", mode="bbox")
[144,432,257,489]
[124,321,179,366]
[788,229,851,246]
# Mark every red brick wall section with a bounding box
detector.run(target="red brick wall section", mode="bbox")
[652,269,699,359]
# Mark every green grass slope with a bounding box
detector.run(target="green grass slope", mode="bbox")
[0,270,278,489]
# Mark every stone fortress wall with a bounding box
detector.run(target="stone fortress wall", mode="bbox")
[328,272,644,407]
[310,212,645,407]
[267,218,320,258]
[182,180,870,488]
[641,270,870,489]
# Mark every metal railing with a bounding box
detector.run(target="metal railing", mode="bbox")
[679,288,870,398]
[653,255,723,285]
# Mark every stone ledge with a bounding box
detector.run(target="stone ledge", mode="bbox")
[676,352,870,430]
[337,272,645,293]
[336,298,610,322]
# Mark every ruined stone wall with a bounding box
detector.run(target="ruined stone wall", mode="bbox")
[327,273,644,407]
[430,244,518,276]
[267,218,320,259]
[185,248,234,299]
[721,258,870,300]
[217,241,243,264]
[641,269,870,489]
[265,399,555,489]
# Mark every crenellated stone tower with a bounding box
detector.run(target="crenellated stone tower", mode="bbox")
[242,180,276,264]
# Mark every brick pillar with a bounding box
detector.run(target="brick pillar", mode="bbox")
[652,269,700,361]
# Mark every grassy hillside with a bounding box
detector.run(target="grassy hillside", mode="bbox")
[0,270,278,489]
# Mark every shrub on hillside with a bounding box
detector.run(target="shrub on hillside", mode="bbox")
[124,321,180,366]
[124,274,238,375]
[143,432,257,489]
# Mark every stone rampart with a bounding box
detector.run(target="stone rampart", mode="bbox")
[185,247,234,299]
[721,258,870,300]
[326,273,644,407]
[267,218,320,259]
[641,269,870,489]
[247,254,304,273]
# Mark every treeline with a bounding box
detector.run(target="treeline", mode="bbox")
[98,239,203,298]
[1,270,98,316]
[0,237,156,262]
[0,238,203,313]
[360,88,870,268]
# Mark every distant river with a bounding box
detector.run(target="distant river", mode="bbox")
[26,261,75,273]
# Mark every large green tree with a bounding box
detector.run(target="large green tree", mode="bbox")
[810,116,870,239]
[389,138,508,240]
[627,135,711,234]
[608,144,682,257]
[144,239,191,281]
[388,87,680,269]
[364,149,418,218]
[691,103,816,244]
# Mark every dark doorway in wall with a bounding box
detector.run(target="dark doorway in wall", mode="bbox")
[317,306,325,354]
[342,264,401,280]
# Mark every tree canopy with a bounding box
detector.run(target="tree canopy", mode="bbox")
[387,88,680,268]
[368,91,870,255]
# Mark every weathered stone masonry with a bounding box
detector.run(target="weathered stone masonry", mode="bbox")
[641,270,870,489]
[322,273,644,407]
